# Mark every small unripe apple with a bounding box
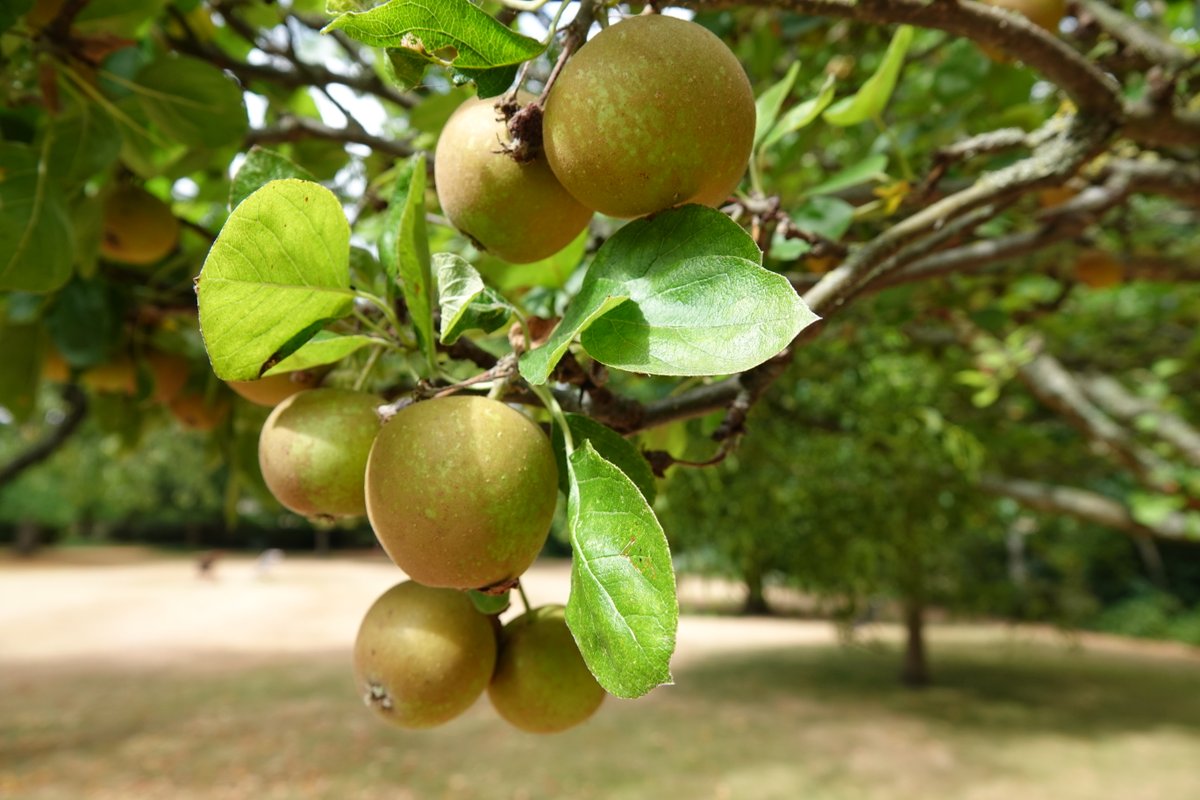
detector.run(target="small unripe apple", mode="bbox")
[81,358,137,395]
[1074,249,1123,289]
[355,581,497,729]
[489,605,605,734]
[365,396,558,590]
[168,391,230,431]
[542,15,755,218]
[145,351,190,403]
[435,94,592,264]
[100,185,180,266]
[258,388,381,518]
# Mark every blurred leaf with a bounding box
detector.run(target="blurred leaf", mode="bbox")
[754,61,800,150]
[0,320,43,422]
[761,75,837,152]
[408,88,473,134]
[476,226,588,291]
[230,147,316,210]
[0,142,74,293]
[76,0,165,36]
[823,25,914,126]
[0,0,34,34]
[197,180,354,380]
[807,153,889,197]
[41,102,122,188]
[129,54,248,148]
[45,278,123,369]
[791,195,855,240]
[564,442,677,699]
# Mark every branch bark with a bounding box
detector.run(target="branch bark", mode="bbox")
[674,0,1197,148]
[0,384,88,490]
[246,117,414,159]
[1079,374,1200,467]
[980,475,1198,542]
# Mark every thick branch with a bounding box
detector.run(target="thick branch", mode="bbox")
[246,117,414,159]
[980,475,1197,542]
[1079,374,1200,467]
[805,114,1112,314]
[675,0,1120,114]
[0,384,88,489]
[674,0,1197,147]
[957,321,1183,499]
[1073,0,1195,73]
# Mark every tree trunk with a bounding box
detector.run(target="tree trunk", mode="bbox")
[315,526,331,556]
[900,597,929,688]
[14,521,41,557]
[743,561,769,615]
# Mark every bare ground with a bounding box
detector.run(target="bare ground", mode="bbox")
[3,550,1200,800]
[0,551,841,672]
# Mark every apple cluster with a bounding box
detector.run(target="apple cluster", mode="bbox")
[434,15,756,263]
[250,387,605,732]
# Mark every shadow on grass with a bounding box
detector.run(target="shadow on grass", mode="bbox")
[673,637,1200,738]
[4,638,1200,800]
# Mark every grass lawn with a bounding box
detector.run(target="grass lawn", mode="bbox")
[3,632,1199,800]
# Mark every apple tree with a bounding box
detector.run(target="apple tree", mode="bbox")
[1,0,1197,717]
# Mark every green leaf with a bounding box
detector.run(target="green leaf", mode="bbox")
[408,87,474,134]
[553,414,657,504]
[1,0,34,34]
[323,0,545,72]
[791,196,855,240]
[760,75,837,152]
[823,25,914,127]
[384,47,429,89]
[378,153,435,373]
[0,142,74,293]
[231,147,317,210]
[468,589,510,615]
[476,226,587,291]
[197,179,354,381]
[41,102,122,189]
[130,54,248,148]
[0,320,43,423]
[70,193,104,280]
[76,0,165,37]
[45,279,123,369]
[263,331,379,376]
[453,64,517,98]
[806,153,889,197]
[434,253,513,345]
[753,61,800,150]
[519,205,817,384]
[564,442,677,699]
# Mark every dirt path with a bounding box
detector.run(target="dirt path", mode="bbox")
[3,551,1197,672]
[0,553,836,671]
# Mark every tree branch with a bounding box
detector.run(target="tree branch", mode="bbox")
[0,384,88,489]
[673,0,1197,148]
[1079,374,1200,468]
[979,475,1198,542]
[246,117,414,159]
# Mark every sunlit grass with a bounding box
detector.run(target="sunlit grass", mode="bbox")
[3,634,1199,800]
